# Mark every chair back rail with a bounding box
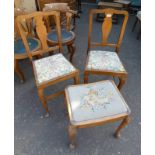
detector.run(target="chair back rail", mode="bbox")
[16,11,63,61]
[88,8,128,53]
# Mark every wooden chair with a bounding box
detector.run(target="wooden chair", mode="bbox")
[65,80,131,149]
[16,11,80,117]
[84,8,128,90]
[43,3,77,62]
[14,7,40,82]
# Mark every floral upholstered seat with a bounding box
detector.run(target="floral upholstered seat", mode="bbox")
[86,50,126,72]
[33,53,76,84]
[65,80,130,124]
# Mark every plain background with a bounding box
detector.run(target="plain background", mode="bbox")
[0,0,154,154]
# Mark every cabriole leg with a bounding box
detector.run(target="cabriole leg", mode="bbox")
[114,116,131,138]
[68,125,77,149]
[67,44,75,62]
[118,76,127,90]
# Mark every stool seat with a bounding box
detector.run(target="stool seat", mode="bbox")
[65,80,130,125]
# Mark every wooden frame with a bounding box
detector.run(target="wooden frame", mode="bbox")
[84,8,129,90]
[16,11,80,117]
[65,80,131,149]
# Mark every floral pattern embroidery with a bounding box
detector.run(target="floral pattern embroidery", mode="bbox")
[87,50,125,72]
[66,81,130,122]
[34,54,76,84]
[80,88,113,112]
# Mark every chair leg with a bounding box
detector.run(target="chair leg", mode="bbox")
[132,18,138,32]
[74,74,80,84]
[38,88,49,117]
[117,77,126,90]
[68,125,77,149]
[114,116,131,138]
[84,72,89,84]
[67,44,75,62]
[14,59,25,83]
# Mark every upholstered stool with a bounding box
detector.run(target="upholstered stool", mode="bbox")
[65,80,131,149]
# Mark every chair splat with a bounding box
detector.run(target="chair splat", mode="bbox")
[102,13,113,44]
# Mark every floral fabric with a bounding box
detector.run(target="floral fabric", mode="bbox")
[66,80,130,123]
[86,50,125,72]
[34,54,76,84]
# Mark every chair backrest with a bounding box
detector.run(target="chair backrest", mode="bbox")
[43,3,77,31]
[16,11,63,61]
[88,8,128,53]
[14,7,35,39]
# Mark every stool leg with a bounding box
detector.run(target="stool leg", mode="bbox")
[84,72,89,84]
[68,125,77,149]
[38,88,49,117]
[74,74,80,84]
[67,44,75,62]
[14,59,25,83]
[114,116,131,138]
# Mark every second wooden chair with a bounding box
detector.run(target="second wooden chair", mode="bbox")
[84,8,129,90]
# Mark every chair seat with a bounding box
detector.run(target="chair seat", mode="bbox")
[86,50,126,72]
[65,80,130,125]
[47,29,75,43]
[33,53,76,85]
[14,38,40,54]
